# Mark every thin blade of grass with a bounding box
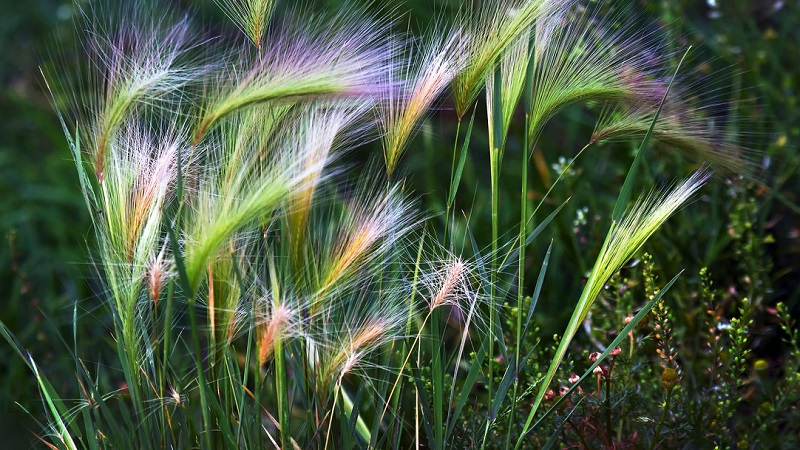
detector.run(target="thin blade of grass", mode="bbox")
[44,316,124,441]
[500,200,567,271]
[448,108,477,207]
[612,47,691,223]
[522,241,552,338]
[411,366,436,448]
[430,306,444,449]
[541,398,584,450]
[493,313,509,363]
[346,384,366,441]
[341,386,371,445]
[1,323,78,449]
[468,227,491,298]
[231,257,254,444]
[79,365,127,444]
[489,358,516,421]
[445,340,487,440]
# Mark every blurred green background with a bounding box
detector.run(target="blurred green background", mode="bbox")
[1,0,797,447]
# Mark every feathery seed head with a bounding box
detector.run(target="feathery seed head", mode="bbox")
[416,248,488,335]
[98,122,182,275]
[286,101,374,248]
[309,285,407,397]
[146,245,172,308]
[257,301,295,367]
[324,295,405,378]
[526,6,671,141]
[215,0,276,49]
[182,114,324,293]
[381,28,465,177]
[338,319,392,378]
[62,5,204,182]
[585,170,710,309]
[88,121,183,357]
[194,10,396,144]
[422,256,472,313]
[453,0,568,119]
[592,97,751,174]
[486,30,530,151]
[533,171,710,420]
[314,184,417,303]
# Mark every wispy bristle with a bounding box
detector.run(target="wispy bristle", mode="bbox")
[453,0,567,118]
[66,6,204,182]
[381,28,464,177]
[194,10,396,144]
[529,170,710,422]
[182,113,324,293]
[313,184,417,306]
[589,170,710,304]
[337,320,391,377]
[422,256,471,312]
[146,245,172,307]
[592,98,752,173]
[96,122,182,320]
[526,5,671,141]
[257,302,293,367]
[286,102,373,259]
[215,0,275,49]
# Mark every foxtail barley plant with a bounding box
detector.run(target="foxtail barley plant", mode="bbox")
[1,0,752,448]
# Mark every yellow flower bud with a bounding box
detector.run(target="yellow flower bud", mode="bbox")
[661,367,679,390]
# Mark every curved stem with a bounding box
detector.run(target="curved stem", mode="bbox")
[505,112,531,449]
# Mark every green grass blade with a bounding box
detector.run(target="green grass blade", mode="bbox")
[430,306,444,450]
[445,340,487,441]
[493,312,509,363]
[541,398,584,450]
[411,366,437,448]
[71,302,98,450]
[448,108,477,207]
[230,257,253,444]
[489,358,516,421]
[467,228,493,305]
[346,384,366,439]
[522,241,552,339]
[500,199,567,271]
[612,47,691,223]
[77,362,127,446]
[0,322,78,449]
[341,386,371,444]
